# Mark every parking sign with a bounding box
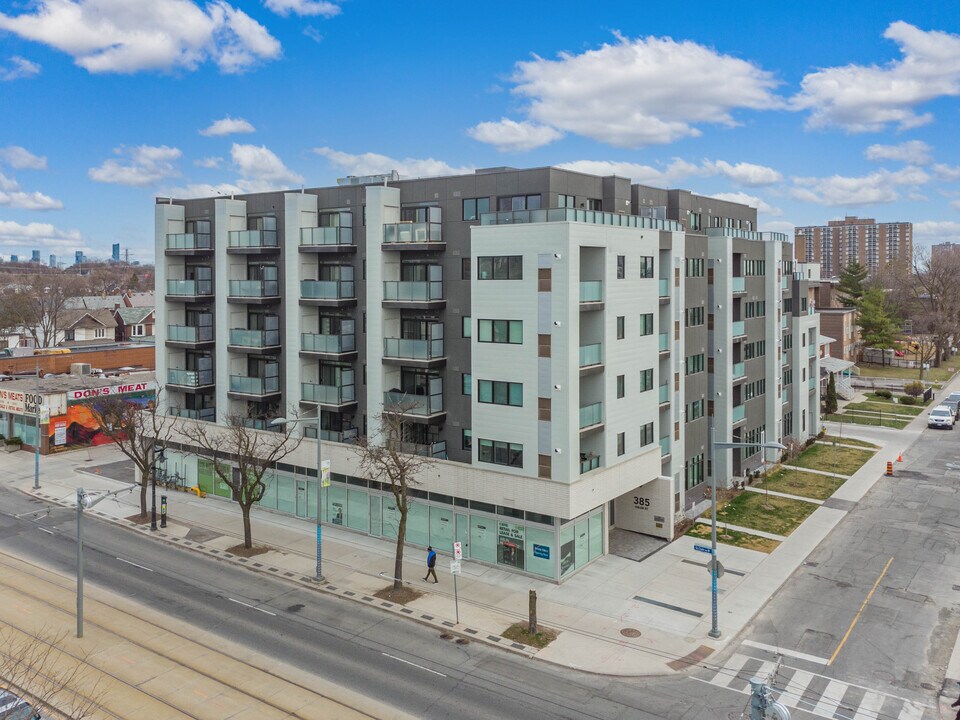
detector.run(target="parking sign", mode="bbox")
[453,541,463,560]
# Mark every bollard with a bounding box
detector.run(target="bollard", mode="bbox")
[886,461,893,476]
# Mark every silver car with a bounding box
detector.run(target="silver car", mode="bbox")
[928,405,955,429]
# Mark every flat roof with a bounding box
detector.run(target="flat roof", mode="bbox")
[1,371,155,395]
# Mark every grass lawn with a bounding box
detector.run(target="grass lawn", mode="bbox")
[821,435,878,449]
[843,401,923,417]
[856,363,956,383]
[758,467,846,500]
[865,393,931,407]
[790,444,875,476]
[686,523,781,553]
[825,413,910,429]
[704,492,818,537]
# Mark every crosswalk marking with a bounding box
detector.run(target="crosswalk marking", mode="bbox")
[722,653,778,693]
[898,700,926,720]
[853,692,886,720]
[777,669,816,711]
[810,680,849,717]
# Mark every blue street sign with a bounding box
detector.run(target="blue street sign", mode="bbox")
[693,544,715,554]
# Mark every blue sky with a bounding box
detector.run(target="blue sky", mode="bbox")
[1,0,959,264]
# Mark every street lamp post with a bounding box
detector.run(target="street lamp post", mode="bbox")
[150,446,165,531]
[708,422,786,639]
[271,413,326,581]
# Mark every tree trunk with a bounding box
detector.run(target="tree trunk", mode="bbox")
[394,507,406,591]
[242,505,253,549]
[139,473,148,517]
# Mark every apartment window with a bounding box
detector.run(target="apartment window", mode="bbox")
[462,373,472,395]
[743,259,766,276]
[617,375,625,398]
[478,439,523,468]
[685,453,704,490]
[477,255,522,280]
[131,324,145,337]
[745,301,766,318]
[685,258,704,277]
[478,319,522,344]
[617,316,625,339]
[462,197,490,221]
[640,313,654,336]
[639,368,653,392]
[617,432,626,457]
[461,258,470,280]
[744,379,767,400]
[95,328,106,339]
[639,256,654,278]
[640,422,654,447]
[688,211,701,231]
[686,399,704,421]
[684,353,705,375]
[497,194,541,212]
[478,380,523,407]
[784,334,793,350]
[462,429,472,451]
[744,340,766,360]
[783,411,793,437]
[557,194,575,209]
[783,298,794,313]
[617,255,625,279]
[784,369,793,386]
[587,198,602,211]
[685,306,704,327]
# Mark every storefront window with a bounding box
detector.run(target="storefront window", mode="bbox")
[497,520,525,570]
[369,495,382,536]
[275,472,296,513]
[383,500,400,539]
[589,511,603,561]
[574,519,589,570]
[429,506,454,552]
[197,459,215,495]
[560,525,575,577]
[347,488,368,532]
[13,414,37,447]
[470,515,497,563]
[524,525,555,578]
[406,502,429,547]
[327,484,346,525]
[259,470,278,510]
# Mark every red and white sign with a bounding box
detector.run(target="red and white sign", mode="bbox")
[0,388,26,414]
[68,381,156,401]
[453,541,463,561]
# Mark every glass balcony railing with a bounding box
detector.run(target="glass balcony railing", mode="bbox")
[579,281,602,303]
[732,404,745,423]
[782,276,789,290]
[229,375,280,395]
[732,276,745,293]
[228,229,277,248]
[301,332,356,354]
[383,222,442,244]
[733,362,746,379]
[228,280,279,297]
[383,390,444,417]
[301,280,355,300]
[808,344,817,357]
[167,369,213,387]
[782,389,789,403]
[732,320,745,336]
[384,337,444,360]
[658,333,669,352]
[300,226,353,246]
[382,281,443,302]
[580,455,600,474]
[166,233,211,250]
[167,324,213,343]
[480,207,681,232]
[659,278,669,297]
[302,382,355,405]
[809,377,817,390]
[166,279,212,296]
[579,402,603,429]
[229,328,280,348]
[579,343,602,367]
[782,315,789,329]
[659,384,670,404]
[168,407,216,421]
[660,437,670,456]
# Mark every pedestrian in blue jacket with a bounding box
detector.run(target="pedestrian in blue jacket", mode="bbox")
[424,546,438,583]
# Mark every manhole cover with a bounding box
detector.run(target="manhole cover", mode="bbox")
[620,628,642,638]
[455,638,469,645]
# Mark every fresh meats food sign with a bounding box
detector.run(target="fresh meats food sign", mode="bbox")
[68,381,156,402]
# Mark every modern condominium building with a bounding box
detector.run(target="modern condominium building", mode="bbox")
[154,167,820,581]
[794,216,912,278]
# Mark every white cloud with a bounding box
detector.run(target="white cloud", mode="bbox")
[708,191,781,216]
[0,0,281,75]
[303,26,323,43]
[761,220,795,235]
[934,163,960,181]
[0,220,83,250]
[0,55,40,81]
[792,22,960,132]
[864,140,932,165]
[194,156,223,169]
[89,145,181,186]
[0,171,62,210]
[162,143,302,196]
[473,32,780,149]
[702,160,782,186]
[313,147,474,179]
[264,0,340,17]
[466,118,563,152]
[199,116,255,137]
[0,146,47,170]
[557,158,702,186]
[790,166,929,206]
[913,221,960,246]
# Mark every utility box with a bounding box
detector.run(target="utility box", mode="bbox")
[70,363,92,376]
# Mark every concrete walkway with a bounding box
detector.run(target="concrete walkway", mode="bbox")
[692,517,787,542]
[743,485,824,505]
[780,464,849,479]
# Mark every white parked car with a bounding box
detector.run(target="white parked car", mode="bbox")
[928,405,955,429]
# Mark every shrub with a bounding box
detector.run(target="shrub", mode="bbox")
[903,380,924,397]
[899,395,916,406]
[5,436,22,446]
[875,389,893,399]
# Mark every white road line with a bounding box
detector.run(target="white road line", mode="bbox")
[742,639,830,666]
[115,557,153,572]
[709,653,752,690]
[37,528,54,535]
[897,700,925,720]
[811,680,849,718]
[775,669,817,712]
[853,692,885,720]
[381,653,447,677]
[227,597,277,616]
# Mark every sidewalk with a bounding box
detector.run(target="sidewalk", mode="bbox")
[0,405,936,678]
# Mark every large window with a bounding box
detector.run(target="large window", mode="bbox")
[478,439,523,468]
[685,453,704,489]
[686,399,704,421]
[639,368,653,392]
[462,197,490,221]
[640,313,654,336]
[478,319,522,344]
[640,422,654,447]
[685,258,705,277]
[685,353,705,375]
[478,256,522,280]
[685,306,704,327]
[639,256,655,278]
[744,340,766,360]
[498,194,541,211]
[478,380,523,407]
[743,259,766,276]
[557,194,575,208]
[745,300,766,318]
[744,379,766,400]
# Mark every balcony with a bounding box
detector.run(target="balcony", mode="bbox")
[732,404,746,424]
[166,279,213,301]
[579,454,600,474]
[227,229,279,254]
[732,320,745,338]
[382,222,444,251]
[579,402,603,433]
[300,280,356,307]
[382,281,444,309]
[782,315,789,330]
[300,226,355,254]
[809,377,817,391]
[167,368,215,390]
[480,207,681,232]
[383,337,445,368]
[579,281,603,310]
[579,343,602,374]
[658,333,669,353]
[302,381,357,409]
[659,383,670,405]
[659,278,669,298]
[782,388,789,403]
[168,407,216,422]
[240,418,280,432]
[227,280,280,304]
[300,332,357,360]
[808,344,816,357]
[732,276,746,294]
[733,362,746,381]
[660,436,671,458]
[165,233,212,255]
[166,324,214,348]
[228,328,281,353]
[383,390,445,422]
[782,276,789,290]
[228,375,280,399]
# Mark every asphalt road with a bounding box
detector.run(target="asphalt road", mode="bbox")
[0,486,751,720]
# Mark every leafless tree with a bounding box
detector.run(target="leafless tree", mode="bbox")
[88,389,177,518]
[181,416,303,548]
[0,271,86,347]
[354,400,437,591]
[0,625,107,719]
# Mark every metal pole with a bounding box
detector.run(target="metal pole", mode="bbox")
[453,573,459,624]
[34,360,40,490]
[316,423,324,581]
[76,488,84,639]
[708,422,720,639]
[150,447,159,531]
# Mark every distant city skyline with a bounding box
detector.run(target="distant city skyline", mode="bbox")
[0,0,958,263]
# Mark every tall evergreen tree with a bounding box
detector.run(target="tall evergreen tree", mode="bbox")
[824,372,838,414]
[837,261,868,308]
[857,287,900,365]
